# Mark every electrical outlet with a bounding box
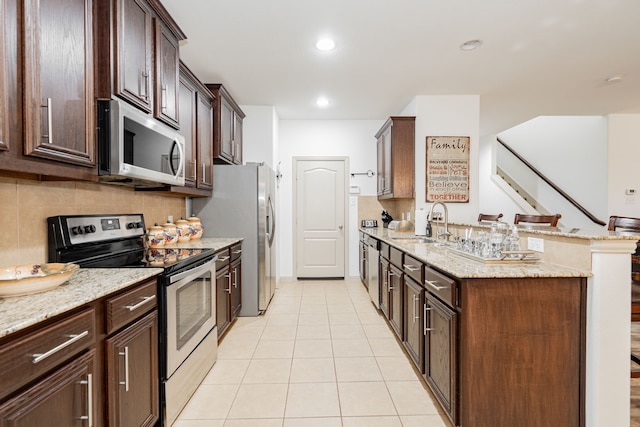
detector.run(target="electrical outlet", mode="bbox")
[527,237,544,253]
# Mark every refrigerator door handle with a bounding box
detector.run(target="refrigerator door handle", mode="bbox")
[267,195,276,247]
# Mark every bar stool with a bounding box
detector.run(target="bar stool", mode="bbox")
[477,213,503,223]
[513,213,561,227]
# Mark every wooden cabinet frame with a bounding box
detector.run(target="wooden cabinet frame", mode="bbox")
[22,0,95,166]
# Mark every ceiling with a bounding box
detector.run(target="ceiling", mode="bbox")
[161,0,640,137]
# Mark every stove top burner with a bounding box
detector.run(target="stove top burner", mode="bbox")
[47,214,216,275]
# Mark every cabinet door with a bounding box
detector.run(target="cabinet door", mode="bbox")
[196,92,213,189]
[376,136,384,195]
[178,72,197,187]
[0,0,7,152]
[233,112,243,164]
[382,126,392,195]
[424,293,458,423]
[105,311,159,427]
[114,0,153,112]
[388,263,403,339]
[231,258,242,318]
[359,239,367,285]
[403,276,424,371]
[379,258,390,319]
[216,266,231,337]
[0,350,95,427]
[22,0,95,166]
[218,97,234,163]
[155,20,179,128]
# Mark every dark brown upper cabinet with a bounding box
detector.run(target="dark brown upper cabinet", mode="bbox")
[154,20,180,128]
[375,116,415,199]
[113,0,154,113]
[108,0,184,128]
[178,62,214,193]
[22,0,95,167]
[206,84,245,165]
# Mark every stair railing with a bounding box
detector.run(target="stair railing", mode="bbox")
[497,137,606,226]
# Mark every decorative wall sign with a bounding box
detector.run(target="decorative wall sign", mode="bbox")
[426,136,470,203]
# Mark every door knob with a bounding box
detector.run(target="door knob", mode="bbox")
[339,225,343,230]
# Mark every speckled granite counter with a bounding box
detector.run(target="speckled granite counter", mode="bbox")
[0,268,161,339]
[0,237,243,339]
[172,237,242,251]
[360,228,591,279]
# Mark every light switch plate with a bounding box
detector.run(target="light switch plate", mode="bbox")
[527,237,544,252]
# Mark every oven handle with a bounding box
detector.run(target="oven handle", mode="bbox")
[169,256,217,284]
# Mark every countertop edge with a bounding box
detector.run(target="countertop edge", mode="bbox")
[361,228,592,279]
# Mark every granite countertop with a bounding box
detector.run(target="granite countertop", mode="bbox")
[0,237,243,339]
[361,228,592,279]
[0,268,162,339]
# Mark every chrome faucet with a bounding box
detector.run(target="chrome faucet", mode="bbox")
[428,202,450,241]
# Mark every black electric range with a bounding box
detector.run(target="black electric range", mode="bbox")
[47,213,216,274]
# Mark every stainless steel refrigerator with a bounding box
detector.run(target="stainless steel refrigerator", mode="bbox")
[193,162,276,316]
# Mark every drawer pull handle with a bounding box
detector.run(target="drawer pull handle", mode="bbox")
[119,346,130,391]
[218,256,230,262]
[425,279,449,291]
[233,250,242,254]
[79,373,93,426]
[32,330,89,364]
[125,295,156,312]
[403,264,420,272]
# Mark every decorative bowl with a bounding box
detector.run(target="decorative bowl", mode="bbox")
[0,263,79,297]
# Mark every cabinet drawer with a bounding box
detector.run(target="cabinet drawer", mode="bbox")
[403,254,423,284]
[231,243,242,261]
[106,279,157,335]
[0,308,95,400]
[215,248,231,270]
[390,246,403,268]
[424,266,457,308]
[380,241,390,260]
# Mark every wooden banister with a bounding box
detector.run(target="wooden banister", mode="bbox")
[497,137,606,226]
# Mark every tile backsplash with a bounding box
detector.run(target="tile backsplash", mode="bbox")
[0,177,186,267]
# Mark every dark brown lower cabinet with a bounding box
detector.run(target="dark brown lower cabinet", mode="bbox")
[388,263,403,340]
[216,264,232,337]
[369,235,587,427]
[231,257,242,318]
[0,350,96,426]
[424,292,458,424]
[403,275,425,371]
[105,311,159,427]
[379,257,390,318]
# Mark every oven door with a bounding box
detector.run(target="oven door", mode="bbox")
[165,257,216,378]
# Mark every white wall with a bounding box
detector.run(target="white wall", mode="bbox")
[277,120,384,278]
[497,116,608,226]
[406,95,481,222]
[241,105,278,169]
[608,114,640,218]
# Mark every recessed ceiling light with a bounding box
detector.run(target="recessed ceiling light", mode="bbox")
[460,39,483,51]
[316,97,330,107]
[606,75,624,84]
[316,38,336,51]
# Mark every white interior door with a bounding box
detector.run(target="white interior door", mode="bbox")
[294,157,347,278]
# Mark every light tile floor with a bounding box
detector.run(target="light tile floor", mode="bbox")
[174,278,450,427]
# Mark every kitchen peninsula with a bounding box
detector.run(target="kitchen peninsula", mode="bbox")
[360,224,636,427]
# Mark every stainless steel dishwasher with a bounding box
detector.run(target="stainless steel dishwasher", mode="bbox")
[366,236,380,308]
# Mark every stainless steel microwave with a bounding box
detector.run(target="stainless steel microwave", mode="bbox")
[97,99,185,187]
